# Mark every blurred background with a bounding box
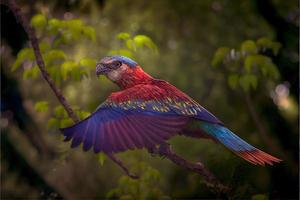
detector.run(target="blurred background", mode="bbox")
[1,0,298,199]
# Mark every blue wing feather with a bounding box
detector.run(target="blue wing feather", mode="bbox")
[60,106,188,153]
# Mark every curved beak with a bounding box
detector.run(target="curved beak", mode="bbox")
[96,63,108,77]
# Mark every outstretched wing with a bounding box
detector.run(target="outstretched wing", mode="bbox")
[61,107,188,153]
[60,81,221,153]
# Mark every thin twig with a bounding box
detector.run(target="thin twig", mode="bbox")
[2,0,228,193]
[107,153,139,179]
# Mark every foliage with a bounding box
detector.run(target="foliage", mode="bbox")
[106,162,170,200]
[12,14,158,130]
[212,38,281,92]
[3,0,298,199]
[110,32,158,60]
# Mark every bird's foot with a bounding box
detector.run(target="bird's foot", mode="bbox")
[147,146,160,157]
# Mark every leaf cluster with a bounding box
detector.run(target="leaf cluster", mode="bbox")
[211,38,281,92]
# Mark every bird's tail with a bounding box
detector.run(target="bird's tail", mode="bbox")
[199,122,282,165]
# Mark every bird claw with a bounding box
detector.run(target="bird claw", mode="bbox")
[147,146,159,157]
[147,144,170,159]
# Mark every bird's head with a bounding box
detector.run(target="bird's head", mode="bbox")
[96,55,153,88]
[96,56,138,81]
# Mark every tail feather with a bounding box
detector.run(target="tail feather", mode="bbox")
[200,122,282,166]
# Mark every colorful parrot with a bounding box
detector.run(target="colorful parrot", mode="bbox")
[61,55,281,166]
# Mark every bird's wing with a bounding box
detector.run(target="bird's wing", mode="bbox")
[60,84,190,153]
[149,80,223,125]
[60,81,223,153]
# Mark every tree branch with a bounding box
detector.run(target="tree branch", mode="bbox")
[1,0,136,180]
[157,144,229,193]
[2,0,229,193]
[1,0,80,123]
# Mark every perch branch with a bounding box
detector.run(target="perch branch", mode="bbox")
[157,144,229,193]
[2,0,229,193]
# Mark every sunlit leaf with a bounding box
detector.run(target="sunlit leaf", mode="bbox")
[54,106,68,118]
[61,61,78,80]
[211,47,230,67]
[48,18,61,35]
[251,194,269,200]
[79,58,96,68]
[241,40,257,54]
[44,49,66,65]
[257,37,281,55]
[133,35,158,53]
[77,110,91,119]
[60,118,73,128]
[228,74,239,89]
[30,14,47,29]
[97,152,106,166]
[125,39,136,51]
[239,74,258,92]
[47,117,59,129]
[117,32,131,40]
[12,48,35,71]
[271,42,281,55]
[34,101,49,112]
[39,41,51,52]
[83,26,96,42]
[22,66,39,80]
[63,19,83,30]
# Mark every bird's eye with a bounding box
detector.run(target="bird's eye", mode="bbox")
[111,61,122,69]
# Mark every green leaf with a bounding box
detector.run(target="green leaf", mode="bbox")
[48,19,61,35]
[12,48,34,71]
[251,194,268,200]
[117,32,131,40]
[133,35,158,52]
[271,42,281,55]
[241,40,257,54]
[211,47,230,67]
[60,118,73,128]
[256,37,272,48]
[125,39,136,51]
[61,61,78,80]
[244,55,262,72]
[70,68,82,81]
[43,49,66,65]
[77,110,91,119]
[22,66,39,80]
[227,74,239,89]
[239,74,258,92]
[256,37,281,55]
[79,58,96,68]
[48,65,62,85]
[30,14,47,28]
[63,19,83,30]
[54,106,68,118]
[47,117,59,129]
[83,26,96,42]
[39,42,51,52]
[97,152,106,166]
[34,101,49,112]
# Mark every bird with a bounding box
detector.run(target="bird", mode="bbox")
[60,55,281,166]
